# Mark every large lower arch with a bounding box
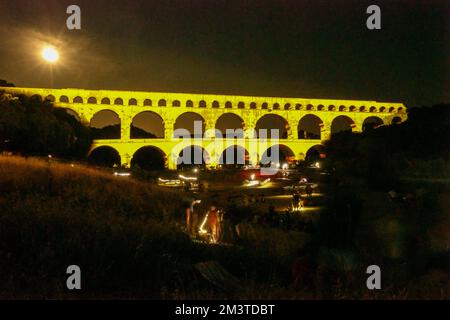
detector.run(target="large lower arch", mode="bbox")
[219,145,249,167]
[256,114,289,139]
[88,146,121,168]
[362,116,384,131]
[331,115,355,135]
[392,116,402,125]
[174,112,205,138]
[177,145,210,170]
[215,113,244,138]
[131,111,164,138]
[90,110,121,139]
[305,145,325,163]
[131,146,166,170]
[298,114,323,139]
[260,144,295,166]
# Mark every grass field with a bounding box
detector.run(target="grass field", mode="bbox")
[0,155,448,299]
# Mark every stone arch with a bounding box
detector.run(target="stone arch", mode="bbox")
[158,99,166,107]
[359,106,366,112]
[219,145,249,166]
[260,144,295,166]
[88,146,121,168]
[398,107,404,113]
[199,100,206,108]
[261,102,268,109]
[238,101,245,109]
[349,106,357,112]
[114,98,123,105]
[298,114,323,139]
[101,97,110,105]
[131,111,164,138]
[177,145,210,169]
[174,112,205,138]
[256,114,289,139]
[331,115,355,134]
[73,96,83,104]
[379,106,386,112]
[339,105,347,112]
[144,99,152,106]
[369,106,377,112]
[250,102,257,109]
[29,95,41,103]
[273,103,280,110]
[295,104,302,110]
[172,100,181,107]
[90,110,121,139]
[328,105,336,111]
[317,104,325,111]
[45,94,55,102]
[305,144,325,163]
[131,146,166,170]
[392,116,402,124]
[363,116,384,131]
[284,103,291,110]
[212,100,220,108]
[389,107,395,113]
[225,101,232,109]
[88,97,97,104]
[60,95,69,103]
[128,98,137,106]
[186,100,193,108]
[306,104,314,111]
[215,113,245,138]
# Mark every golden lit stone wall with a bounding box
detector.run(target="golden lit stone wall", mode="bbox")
[0,86,407,169]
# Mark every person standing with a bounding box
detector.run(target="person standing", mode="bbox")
[305,184,313,198]
[207,206,220,243]
[293,192,300,211]
[185,206,192,233]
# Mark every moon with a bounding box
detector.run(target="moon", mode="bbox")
[41,46,59,63]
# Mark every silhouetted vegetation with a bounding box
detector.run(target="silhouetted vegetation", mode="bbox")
[324,104,450,190]
[130,124,157,139]
[0,79,15,87]
[90,124,121,140]
[0,89,92,159]
[309,104,450,298]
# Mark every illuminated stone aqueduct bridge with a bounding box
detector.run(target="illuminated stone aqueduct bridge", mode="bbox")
[1,87,407,169]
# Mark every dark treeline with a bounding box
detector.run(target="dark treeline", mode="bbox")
[324,104,450,190]
[0,88,92,159]
[307,104,450,297]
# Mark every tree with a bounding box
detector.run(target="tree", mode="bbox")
[0,91,92,159]
[0,79,15,87]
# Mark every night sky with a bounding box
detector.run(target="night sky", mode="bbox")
[0,0,448,109]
